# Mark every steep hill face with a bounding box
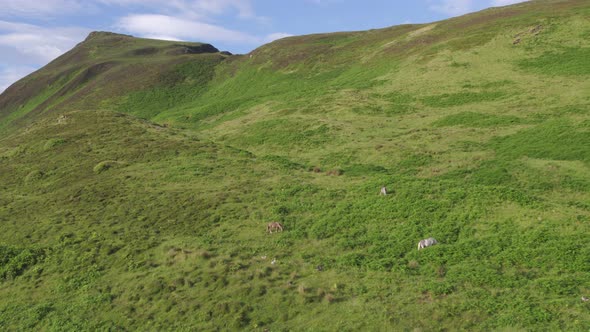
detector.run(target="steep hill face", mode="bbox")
[1,0,590,330]
[0,32,224,130]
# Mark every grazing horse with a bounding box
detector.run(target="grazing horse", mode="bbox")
[418,237,438,250]
[267,222,283,234]
[380,186,388,195]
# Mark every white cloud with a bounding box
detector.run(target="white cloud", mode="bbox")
[429,0,529,16]
[0,34,64,61]
[99,0,266,22]
[0,0,87,17]
[0,65,37,93]
[0,19,88,93]
[306,0,342,5]
[491,0,528,6]
[429,0,474,16]
[0,20,89,64]
[0,1,267,23]
[193,0,256,19]
[117,14,260,44]
[264,32,294,43]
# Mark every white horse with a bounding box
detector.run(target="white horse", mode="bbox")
[418,237,438,250]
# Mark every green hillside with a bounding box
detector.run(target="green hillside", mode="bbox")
[1,0,590,330]
[0,31,224,131]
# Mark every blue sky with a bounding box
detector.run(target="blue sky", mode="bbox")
[0,0,527,92]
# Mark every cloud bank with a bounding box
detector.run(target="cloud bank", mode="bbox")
[117,14,259,44]
[0,0,88,17]
[0,20,89,64]
[0,65,37,92]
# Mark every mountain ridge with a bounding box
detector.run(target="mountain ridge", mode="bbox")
[1,0,587,129]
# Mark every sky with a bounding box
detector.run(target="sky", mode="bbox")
[0,0,528,92]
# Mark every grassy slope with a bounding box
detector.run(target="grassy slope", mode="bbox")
[1,0,590,330]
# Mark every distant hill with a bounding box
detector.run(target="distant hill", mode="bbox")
[0,0,589,330]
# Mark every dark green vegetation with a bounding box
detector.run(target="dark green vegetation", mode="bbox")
[1,0,590,330]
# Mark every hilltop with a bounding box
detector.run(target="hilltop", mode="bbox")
[0,0,589,330]
[0,31,224,130]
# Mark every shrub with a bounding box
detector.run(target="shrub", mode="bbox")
[297,284,308,295]
[24,170,45,184]
[422,91,506,108]
[0,246,46,280]
[433,111,522,128]
[326,169,343,176]
[324,293,336,303]
[93,160,126,174]
[43,138,66,150]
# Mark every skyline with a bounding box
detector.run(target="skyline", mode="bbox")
[0,0,528,92]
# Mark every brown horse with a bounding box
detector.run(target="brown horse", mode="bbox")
[267,222,284,234]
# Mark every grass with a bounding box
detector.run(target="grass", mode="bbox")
[3,108,587,330]
[422,91,507,108]
[519,47,590,76]
[434,111,523,127]
[115,54,223,119]
[0,0,590,331]
[493,120,590,162]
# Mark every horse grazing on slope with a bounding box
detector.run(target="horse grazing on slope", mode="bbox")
[418,237,438,250]
[267,222,284,234]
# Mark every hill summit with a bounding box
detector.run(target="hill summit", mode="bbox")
[0,31,223,129]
